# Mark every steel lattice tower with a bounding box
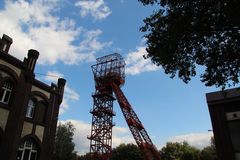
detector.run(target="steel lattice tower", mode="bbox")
[89,53,160,160]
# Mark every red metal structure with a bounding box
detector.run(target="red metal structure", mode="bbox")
[89,53,160,160]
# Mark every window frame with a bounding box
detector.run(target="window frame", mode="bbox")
[30,91,49,125]
[0,80,13,104]
[2,44,7,52]
[17,139,38,160]
[25,99,36,119]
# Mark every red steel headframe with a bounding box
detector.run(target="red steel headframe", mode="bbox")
[89,53,160,160]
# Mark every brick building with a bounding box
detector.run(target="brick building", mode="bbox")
[0,34,66,160]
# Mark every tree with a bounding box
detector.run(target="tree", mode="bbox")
[138,0,240,88]
[77,144,143,160]
[160,142,200,160]
[110,143,144,160]
[200,137,217,160]
[77,152,102,160]
[53,122,77,160]
[200,146,217,160]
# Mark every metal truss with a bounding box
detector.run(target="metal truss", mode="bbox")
[89,53,160,160]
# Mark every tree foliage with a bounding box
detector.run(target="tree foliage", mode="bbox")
[200,146,217,160]
[160,142,200,160]
[53,122,77,160]
[110,143,144,160]
[78,141,217,160]
[77,153,102,160]
[139,0,240,88]
[77,144,143,160]
[200,137,217,160]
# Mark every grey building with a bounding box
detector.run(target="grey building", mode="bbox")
[206,88,240,160]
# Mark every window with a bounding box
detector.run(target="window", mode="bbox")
[0,80,13,104]
[2,44,7,52]
[16,139,38,160]
[26,99,36,118]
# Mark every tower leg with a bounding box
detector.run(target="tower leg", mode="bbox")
[88,92,116,160]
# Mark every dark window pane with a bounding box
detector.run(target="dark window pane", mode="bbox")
[0,89,4,101]
[32,144,38,150]
[16,150,23,160]
[19,143,24,149]
[25,140,31,147]
[30,152,37,160]
[23,149,30,160]
[30,108,34,118]
[3,91,10,103]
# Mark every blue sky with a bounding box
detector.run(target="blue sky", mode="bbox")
[0,0,220,155]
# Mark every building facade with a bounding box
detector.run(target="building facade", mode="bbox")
[206,88,240,160]
[0,34,66,160]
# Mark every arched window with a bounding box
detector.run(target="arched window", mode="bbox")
[26,99,36,118]
[0,80,13,104]
[16,139,38,160]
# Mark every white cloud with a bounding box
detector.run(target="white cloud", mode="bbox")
[125,47,160,75]
[60,119,91,155]
[44,70,64,82]
[167,132,213,149]
[75,0,111,20]
[79,29,112,58]
[59,85,80,115]
[112,126,135,147]
[44,71,80,114]
[60,120,134,155]
[0,0,110,65]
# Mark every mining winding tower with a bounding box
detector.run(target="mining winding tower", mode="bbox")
[88,53,160,160]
